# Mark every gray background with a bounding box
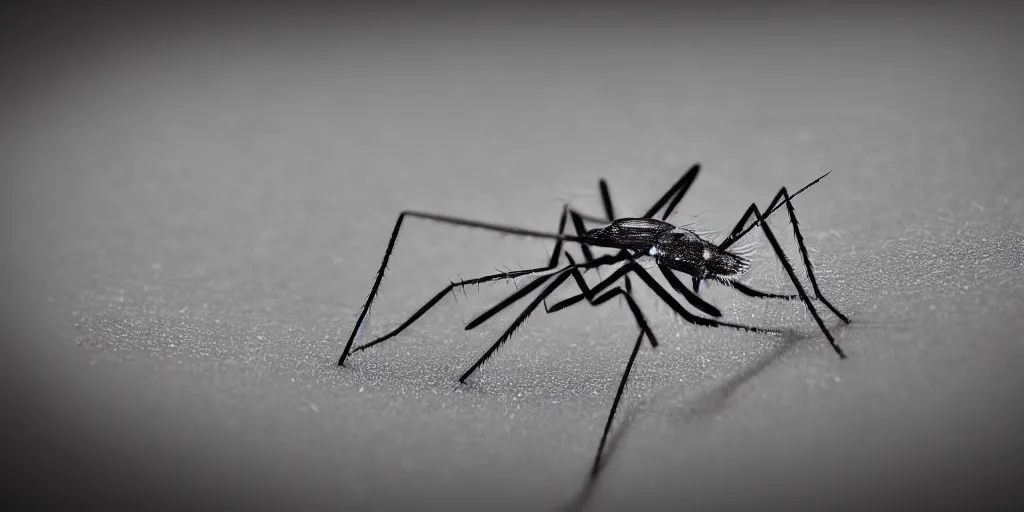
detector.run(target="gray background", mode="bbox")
[3,2,1023,510]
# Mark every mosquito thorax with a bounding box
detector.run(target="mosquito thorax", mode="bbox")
[582,217,674,249]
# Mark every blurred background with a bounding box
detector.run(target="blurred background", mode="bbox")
[2,1,1022,509]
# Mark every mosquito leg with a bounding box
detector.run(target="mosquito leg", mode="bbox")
[351,266,562,355]
[688,275,801,305]
[545,253,658,348]
[463,253,627,331]
[658,266,722,318]
[599,179,617,221]
[725,280,800,301]
[592,329,645,476]
[628,263,779,334]
[570,212,596,263]
[548,260,776,335]
[542,259,780,477]
[596,179,634,294]
[458,257,677,384]
[696,193,779,294]
[543,262,634,313]
[642,163,701,219]
[717,181,849,324]
[539,250,657,478]
[451,245,628,382]
[748,205,846,358]
[587,288,659,348]
[458,267,575,383]
[350,202,623,357]
[546,254,723,323]
[768,188,850,324]
[457,198,624,336]
[537,252,658,476]
[339,209,594,366]
[718,171,833,250]
[543,260,781,476]
[659,169,700,222]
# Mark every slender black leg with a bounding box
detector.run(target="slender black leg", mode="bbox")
[584,288,659,348]
[570,212,596,263]
[351,266,560,355]
[748,205,846,358]
[458,267,575,383]
[454,174,636,337]
[718,180,849,325]
[544,264,635,313]
[768,188,850,324]
[535,251,658,476]
[547,252,727,323]
[456,192,618,337]
[659,169,700,222]
[457,256,734,385]
[592,329,645,476]
[620,263,779,334]
[350,204,592,356]
[546,253,658,348]
[457,253,686,384]
[463,253,627,331]
[718,171,833,249]
[691,277,802,303]
[456,255,628,387]
[725,280,800,301]
[349,187,626,361]
[339,209,593,366]
[541,259,778,475]
[643,163,701,220]
[547,261,778,335]
[599,179,616,221]
[596,179,633,294]
[658,266,722,318]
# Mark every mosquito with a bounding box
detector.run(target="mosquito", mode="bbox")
[338,163,850,476]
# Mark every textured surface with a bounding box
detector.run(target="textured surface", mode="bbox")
[3,4,1024,510]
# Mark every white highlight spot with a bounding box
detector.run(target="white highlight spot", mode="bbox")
[702,248,711,260]
[649,246,660,256]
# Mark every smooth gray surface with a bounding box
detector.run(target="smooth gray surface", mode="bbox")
[3,4,1023,510]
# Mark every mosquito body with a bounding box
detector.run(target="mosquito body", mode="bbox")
[583,218,751,281]
[338,163,850,477]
